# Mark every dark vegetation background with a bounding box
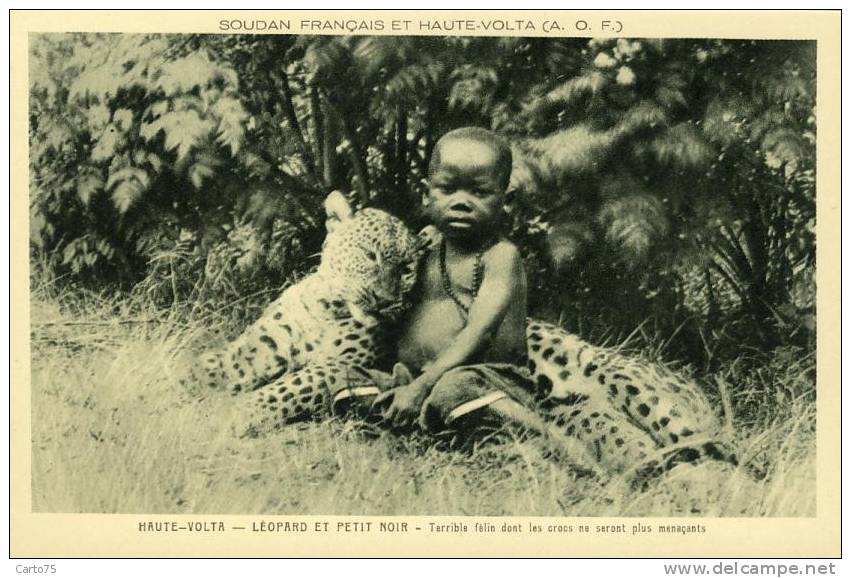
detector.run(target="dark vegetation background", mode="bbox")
[29,34,815,398]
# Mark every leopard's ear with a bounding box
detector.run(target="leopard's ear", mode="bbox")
[324,190,354,233]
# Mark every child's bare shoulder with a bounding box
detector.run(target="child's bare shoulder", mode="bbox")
[483,239,522,266]
[482,239,526,292]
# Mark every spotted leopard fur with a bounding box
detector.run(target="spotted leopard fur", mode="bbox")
[527,320,737,481]
[186,194,738,482]
[183,192,421,418]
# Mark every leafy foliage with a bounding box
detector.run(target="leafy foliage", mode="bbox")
[29,34,816,370]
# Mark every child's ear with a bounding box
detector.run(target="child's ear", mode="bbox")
[502,189,517,216]
[324,190,353,233]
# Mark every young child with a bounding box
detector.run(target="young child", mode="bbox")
[373,127,567,445]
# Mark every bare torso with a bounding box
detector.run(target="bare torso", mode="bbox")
[397,239,528,374]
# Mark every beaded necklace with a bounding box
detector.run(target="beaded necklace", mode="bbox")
[439,238,484,318]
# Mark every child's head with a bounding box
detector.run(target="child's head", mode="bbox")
[425,127,513,240]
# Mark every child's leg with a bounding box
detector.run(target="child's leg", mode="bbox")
[419,366,601,474]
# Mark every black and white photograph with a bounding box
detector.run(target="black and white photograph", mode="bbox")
[13,9,840,559]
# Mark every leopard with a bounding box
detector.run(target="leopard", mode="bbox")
[525,320,739,484]
[182,191,422,424]
[186,192,739,484]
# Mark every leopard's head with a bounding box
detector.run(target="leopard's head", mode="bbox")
[318,191,423,320]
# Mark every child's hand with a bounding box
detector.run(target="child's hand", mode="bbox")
[373,377,433,428]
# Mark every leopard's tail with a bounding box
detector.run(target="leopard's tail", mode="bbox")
[624,436,742,490]
[176,350,231,399]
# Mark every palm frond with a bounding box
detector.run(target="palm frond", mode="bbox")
[611,100,668,140]
[645,123,713,170]
[508,149,547,198]
[761,126,808,169]
[448,65,499,114]
[526,124,614,176]
[351,36,400,79]
[597,172,647,201]
[520,71,607,123]
[545,71,607,107]
[597,193,669,259]
[702,98,749,145]
[546,220,595,270]
[303,38,353,85]
[387,63,445,107]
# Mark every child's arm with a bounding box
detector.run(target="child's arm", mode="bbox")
[376,241,526,428]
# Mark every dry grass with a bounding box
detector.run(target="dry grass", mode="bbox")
[29,291,816,517]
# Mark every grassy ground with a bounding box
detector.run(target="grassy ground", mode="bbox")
[29,290,816,517]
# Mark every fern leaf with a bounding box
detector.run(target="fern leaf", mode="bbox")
[146,152,163,174]
[655,70,688,110]
[91,125,122,163]
[85,104,112,133]
[222,67,240,91]
[155,51,218,96]
[140,118,165,142]
[159,110,215,161]
[171,95,206,114]
[186,152,221,191]
[189,161,215,190]
[76,169,104,206]
[149,100,170,119]
[113,109,134,132]
[106,166,150,192]
[111,179,144,214]
[212,96,248,155]
[304,39,351,83]
[70,66,123,102]
[42,118,75,153]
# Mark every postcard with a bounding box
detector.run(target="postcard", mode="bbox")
[10,9,841,558]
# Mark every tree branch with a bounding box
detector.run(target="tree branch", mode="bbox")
[394,106,408,192]
[279,69,320,186]
[309,86,326,189]
[323,93,371,206]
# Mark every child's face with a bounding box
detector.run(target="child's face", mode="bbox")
[426,139,507,240]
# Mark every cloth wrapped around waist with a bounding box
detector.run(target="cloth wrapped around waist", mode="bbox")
[328,361,536,428]
[417,363,536,431]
